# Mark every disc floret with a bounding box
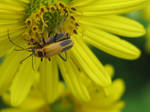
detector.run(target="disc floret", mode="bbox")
[23,0,79,45]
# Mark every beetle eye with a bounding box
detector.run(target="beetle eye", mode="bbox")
[38,51,44,57]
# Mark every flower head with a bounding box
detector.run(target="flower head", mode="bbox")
[0,0,147,106]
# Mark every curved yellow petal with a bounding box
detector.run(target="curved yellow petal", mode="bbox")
[10,57,37,106]
[87,79,125,106]
[71,0,94,7]
[59,58,90,101]
[84,27,141,60]
[0,29,24,57]
[39,58,59,103]
[0,0,25,44]
[0,50,26,94]
[77,0,148,16]
[0,0,26,11]
[2,89,45,110]
[90,79,125,106]
[71,37,111,87]
[0,0,25,37]
[104,64,114,78]
[110,79,125,102]
[143,3,150,21]
[79,15,145,37]
[19,90,46,110]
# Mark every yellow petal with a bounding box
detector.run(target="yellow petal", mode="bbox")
[10,57,36,106]
[77,0,148,16]
[0,0,25,43]
[84,27,141,60]
[143,3,150,21]
[59,58,90,101]
[19,90,46,110]
[2,89,45,110]
[0,0,25,32]
[79,101,125,112]
[104,64,114,78]
[110,79,125,102]
[71,0,94,7]
[0,0,25,11]
[87,79,125,106]
[39,58,59,103]
[78,79,125,112]
[0,108,32,112]
[0,50,26,94]
[0,29,24,57]
[79,15,145,37]
[71,37,111,87]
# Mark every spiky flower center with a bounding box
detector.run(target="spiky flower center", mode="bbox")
[23,0,79,45]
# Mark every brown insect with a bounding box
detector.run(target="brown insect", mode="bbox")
[33,38,73,61]
[8,31,73,63]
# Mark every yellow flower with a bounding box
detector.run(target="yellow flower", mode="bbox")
[0,0,146,106]
[74,80,125,112]
[1,64,125,112]
[74,65,125,112]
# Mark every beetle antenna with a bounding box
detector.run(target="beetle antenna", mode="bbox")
[59,54,67,61]
[48,58,51,61]
[32,55,35,71]
[20,54,33,64]
[8,30,31,52]
[14,48,32,52]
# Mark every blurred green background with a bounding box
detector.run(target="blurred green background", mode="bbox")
[91,11,150,112]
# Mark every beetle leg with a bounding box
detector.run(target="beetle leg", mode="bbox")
[41,58,43,62]
[20,54,33,64]
[59,54,67,61]
[53,34,58,42]
[48,58,51,61]
[33,41,43,48]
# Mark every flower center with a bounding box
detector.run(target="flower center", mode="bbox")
[23,0,79,45]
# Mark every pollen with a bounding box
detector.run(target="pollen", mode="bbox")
[23,0,79,46]
[32,25,38,32]
[39,6,48,14]
[49,6,56,13]
[25,19,32,26]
